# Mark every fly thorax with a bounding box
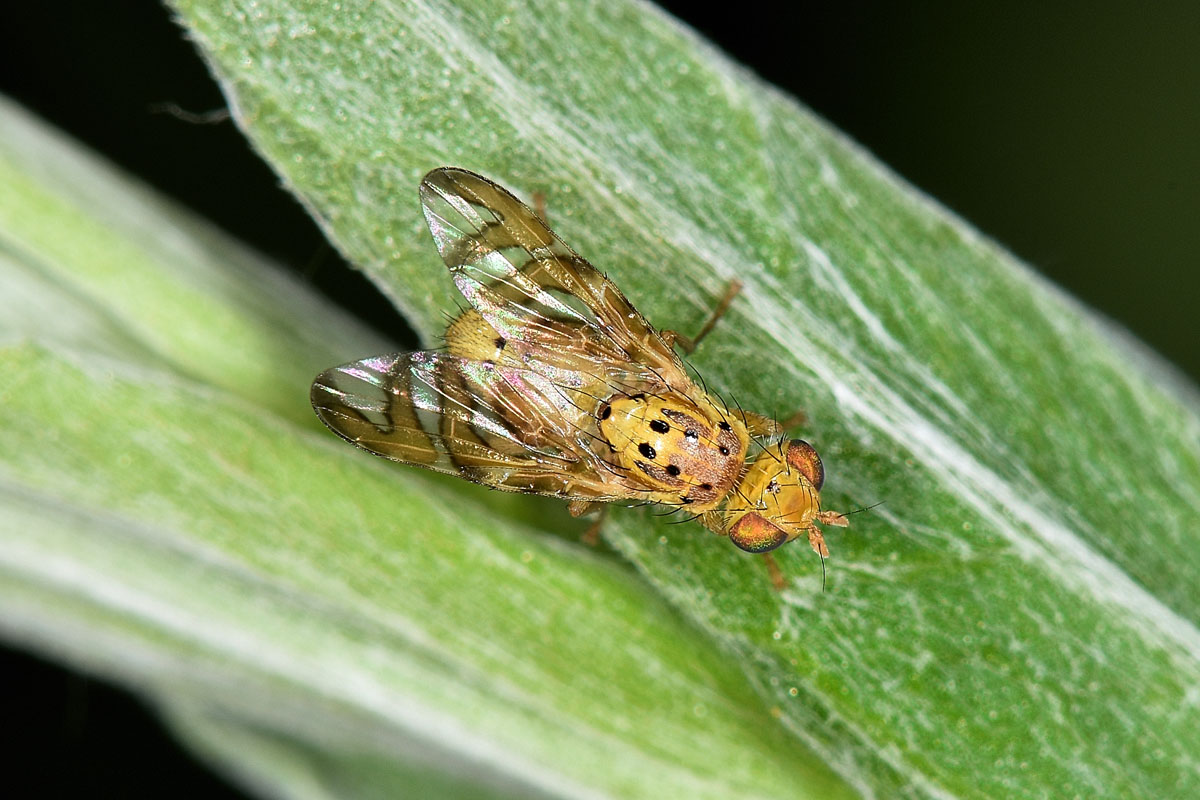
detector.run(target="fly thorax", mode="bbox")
[596,392,746,510]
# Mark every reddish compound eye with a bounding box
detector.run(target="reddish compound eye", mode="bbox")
[728,512,788,553]
[786,440,824,490]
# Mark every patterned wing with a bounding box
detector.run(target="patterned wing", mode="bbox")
[419,168,689,392]
[310,351,648,501]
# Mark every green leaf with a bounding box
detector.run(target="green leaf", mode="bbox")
[0,95,852,799]
[165,0,1200,797]
[0,96,388,427]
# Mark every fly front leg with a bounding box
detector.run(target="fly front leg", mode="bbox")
[763,553,787,591]
[776,409,809,431]
[694,510,793,591]
[738,408,808,437]
[739,410,784,438]
[661,280,744,354]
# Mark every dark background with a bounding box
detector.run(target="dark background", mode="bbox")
[2,2,1196,797]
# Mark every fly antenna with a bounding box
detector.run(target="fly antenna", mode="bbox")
[843,501,885,517]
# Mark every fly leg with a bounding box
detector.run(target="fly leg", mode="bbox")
[532,190,549,224]
[763,553,787,591]
[661,280,743,354]
[568,500,608,546]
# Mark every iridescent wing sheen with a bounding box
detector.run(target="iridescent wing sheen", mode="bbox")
[419,168,690,394]
[310,351,650,502]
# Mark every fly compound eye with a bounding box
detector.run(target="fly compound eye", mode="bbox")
[786,440,825,490]
[728,512,788,553]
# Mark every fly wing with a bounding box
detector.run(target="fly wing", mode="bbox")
[419,167,690,392]
[311,351,648,501]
